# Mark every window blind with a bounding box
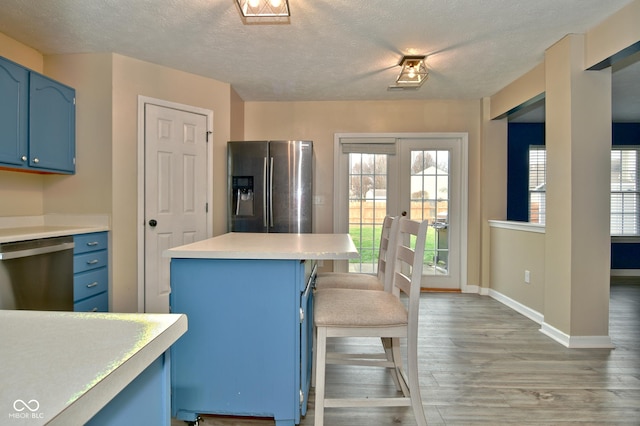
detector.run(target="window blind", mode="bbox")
[340,138,396,155]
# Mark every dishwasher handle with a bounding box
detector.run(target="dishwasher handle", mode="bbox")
[0,241,75,260]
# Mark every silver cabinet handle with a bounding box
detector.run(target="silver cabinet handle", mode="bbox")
[86,259,99,265]
[91,307,99,312]
[21,155,27,162]
[86,241,99,246]
[86,282,98,288]
[33,158,39,164]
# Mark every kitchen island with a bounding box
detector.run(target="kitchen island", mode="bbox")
[165,233,358,426]
[0,310,187,425]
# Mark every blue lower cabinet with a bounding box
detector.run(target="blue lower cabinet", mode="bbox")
[86,352,171,425]
[170,258,315,426]
[73,232,109,312]
[74,292,108,312]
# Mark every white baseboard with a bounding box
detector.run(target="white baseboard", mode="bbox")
[540,322,615,349]
[462,284,480,294]
[487,289,544,324]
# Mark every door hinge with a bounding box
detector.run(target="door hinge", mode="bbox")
[299,307,305,323]
[205,202,209,213]
[299,389,304,406]
[206,131,212,142]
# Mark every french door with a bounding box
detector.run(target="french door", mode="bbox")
[334,133,467,291]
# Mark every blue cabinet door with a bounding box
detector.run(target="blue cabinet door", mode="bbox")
[0,56,28,168]
[29,72,75,173]
[170,258,306,426]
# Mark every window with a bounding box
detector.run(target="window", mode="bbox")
[528,146,640,235]
[611,148,639,235]
[528,147,546,225]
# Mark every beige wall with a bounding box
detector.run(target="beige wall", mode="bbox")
[109,54,232,311]
[0,33,45,216]
[244,99,484,287]
[230,87,245,140]
[0,32,42,71]
[585,0,640,68]
[480,98,508,289]
[544,34,612,336]
[490,225,545,314]
[42,53,114,216]
[490,63,545,120]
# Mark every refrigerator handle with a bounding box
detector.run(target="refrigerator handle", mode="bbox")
[269,157,274,227]
[263,157,268,227]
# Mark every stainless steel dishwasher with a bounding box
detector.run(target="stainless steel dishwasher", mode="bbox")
[0,236,75,310]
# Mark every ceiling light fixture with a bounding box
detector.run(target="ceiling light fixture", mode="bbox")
[236,0,290,18]
[395,55,428,87]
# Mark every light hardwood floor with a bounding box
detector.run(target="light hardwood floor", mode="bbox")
[172,279,640,425]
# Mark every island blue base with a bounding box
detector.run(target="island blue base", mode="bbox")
[86,352,170,425]
[170,258,314,425]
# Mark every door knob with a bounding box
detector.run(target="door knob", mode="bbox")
[148,219,157,227]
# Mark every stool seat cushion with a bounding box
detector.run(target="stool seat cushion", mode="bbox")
[315,272,384,291]
[314,288,407,327]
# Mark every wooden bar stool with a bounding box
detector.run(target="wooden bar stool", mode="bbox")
[313,217,429,426]
[315,215,398,292]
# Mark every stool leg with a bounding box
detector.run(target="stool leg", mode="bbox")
[387,337,410,396]
[407,331,427,426]
[314,326,327,426]
[311,326,317,388]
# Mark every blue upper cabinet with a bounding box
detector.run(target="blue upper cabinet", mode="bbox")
[0,56,29,168]
[0,56,76,174]
[29,72,76,173]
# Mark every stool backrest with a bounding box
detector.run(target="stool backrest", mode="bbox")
[391,217,429,326]
[377,215,400,292]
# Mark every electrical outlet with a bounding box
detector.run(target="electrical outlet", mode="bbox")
[524,270,531,284]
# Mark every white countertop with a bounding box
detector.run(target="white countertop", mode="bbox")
[165,232,359,260]
[0,310,187,425]
[0,225,109,243]
[0,215,110,243]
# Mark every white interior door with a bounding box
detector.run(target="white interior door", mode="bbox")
[143,103,209,313]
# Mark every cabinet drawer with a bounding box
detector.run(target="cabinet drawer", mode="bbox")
[74,268,108,302]
[74,250,108,273]
[74,232,108,254]
[74,292,108,312]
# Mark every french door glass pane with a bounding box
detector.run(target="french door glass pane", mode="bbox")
[348,153,388,273]
[409,149,450,276]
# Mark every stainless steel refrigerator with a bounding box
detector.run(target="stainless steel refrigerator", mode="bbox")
[228,140,313,233]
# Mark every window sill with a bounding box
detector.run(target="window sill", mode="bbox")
[612,236,640,243]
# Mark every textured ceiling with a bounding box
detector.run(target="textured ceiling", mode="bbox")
[0,0,637,120]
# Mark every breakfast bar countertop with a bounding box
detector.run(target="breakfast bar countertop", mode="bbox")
[164,232,359,260]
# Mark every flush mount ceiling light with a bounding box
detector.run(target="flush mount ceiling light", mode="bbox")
[236,0,290,17]
[395,55,428,88]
